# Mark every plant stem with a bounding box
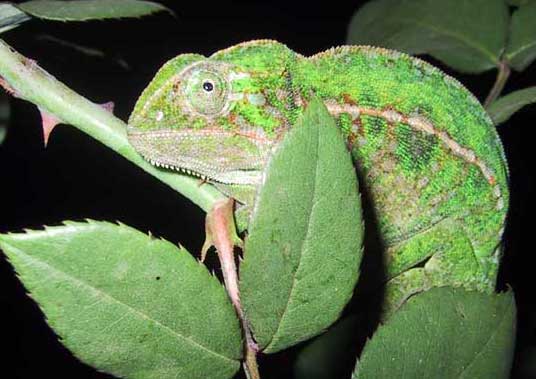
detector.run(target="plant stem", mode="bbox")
[0,38,225,212]
[484,61,511,108]
[205,199,261,379]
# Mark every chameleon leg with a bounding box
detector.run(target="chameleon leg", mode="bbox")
[383,218,487,317]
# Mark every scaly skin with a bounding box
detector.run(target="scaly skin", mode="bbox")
[127,40,508,311]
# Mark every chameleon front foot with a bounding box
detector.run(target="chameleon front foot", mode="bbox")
[383,268,431,319]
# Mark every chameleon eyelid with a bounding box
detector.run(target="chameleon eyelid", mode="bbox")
[183,66,232,117]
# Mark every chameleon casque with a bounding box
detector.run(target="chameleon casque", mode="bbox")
[127,40,509,309]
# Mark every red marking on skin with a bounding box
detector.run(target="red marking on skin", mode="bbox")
[228,113,237,125]
[39,108,62,147]
[325,101,503,206]
[347,132,357,150]
[235,130,272,143]
[347,117,362,148]
[166,127,274,144]
[342,93,357,106]
[301,96,309,109]
[353,117,364,134]
[385,122,396,141]
[382,105,400,115]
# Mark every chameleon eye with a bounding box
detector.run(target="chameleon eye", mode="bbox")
[202,81,214,92]
[185,69,229,116]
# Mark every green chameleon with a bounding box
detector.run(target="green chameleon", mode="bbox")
[127,40,508,310]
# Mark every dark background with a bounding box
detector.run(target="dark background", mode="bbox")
[0,1,534,378]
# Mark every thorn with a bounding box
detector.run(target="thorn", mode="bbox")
[24,57,38,68]
[200,238,212,263]
[0,77,19,97]
[38,107,62,147]
[99,101,115,114]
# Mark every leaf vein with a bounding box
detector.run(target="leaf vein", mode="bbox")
[8,243,235,365]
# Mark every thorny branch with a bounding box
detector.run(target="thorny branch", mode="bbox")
[0,38,225,212]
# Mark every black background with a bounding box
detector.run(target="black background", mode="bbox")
[0,1,534,378]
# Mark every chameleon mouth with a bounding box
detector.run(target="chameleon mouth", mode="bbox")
[143,156,208,180]
[126,127,268,185]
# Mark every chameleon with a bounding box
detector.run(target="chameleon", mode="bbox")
[127,40,509,310]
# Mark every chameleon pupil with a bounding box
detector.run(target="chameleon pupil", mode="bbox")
[203,81,214,92]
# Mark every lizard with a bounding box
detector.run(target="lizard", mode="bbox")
[126,39,509,311]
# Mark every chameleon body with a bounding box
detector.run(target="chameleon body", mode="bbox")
[127,40,508,309]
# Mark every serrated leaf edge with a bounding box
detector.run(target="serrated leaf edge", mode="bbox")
[0,220,237,366]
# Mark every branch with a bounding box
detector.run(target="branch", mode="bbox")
[0,39,225,212]
[204,199,260,379]
[484,60,511,109]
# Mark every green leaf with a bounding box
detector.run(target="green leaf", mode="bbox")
[17,0,172,21]
[0,3,31,34]
[0,221,241,379]
[346,0,509,73]
[505,2,536,71]
[0,91,9,144]
[487,86,536,124]
[353,287,516,379]
[240,98,364,353]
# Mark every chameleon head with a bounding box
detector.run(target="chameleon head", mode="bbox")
[127,54,284,185]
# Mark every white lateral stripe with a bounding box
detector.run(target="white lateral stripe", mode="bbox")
[324,102,503,210]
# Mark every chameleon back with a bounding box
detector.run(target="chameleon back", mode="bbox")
[295,46,508,285]
[212,41,508,288]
